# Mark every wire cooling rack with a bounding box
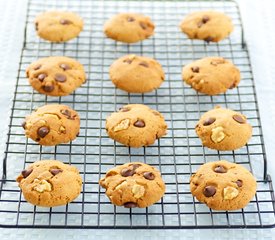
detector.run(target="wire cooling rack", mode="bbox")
[0,0,274,229]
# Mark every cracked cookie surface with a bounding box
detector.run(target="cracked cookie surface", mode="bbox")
[16,160,82,207]
[109,54,165,93]
[22,104,80,146]
[190,160,256,210]
[180,10,233,42]
[105,104,167,148]
[182,57,240,95]
[35,11,83,42]
[104,13,155,43]
[26,56,86,96]
[99,162,166,208]
[195,106,252,151]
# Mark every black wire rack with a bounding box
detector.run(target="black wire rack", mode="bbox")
[0,0,274,229]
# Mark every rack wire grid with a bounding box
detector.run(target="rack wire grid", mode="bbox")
[0,0,274,229]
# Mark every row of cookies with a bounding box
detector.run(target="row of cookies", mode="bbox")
[35,10,233,43]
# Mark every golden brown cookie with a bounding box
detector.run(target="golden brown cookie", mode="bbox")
[16,160,82,207]
[99,162,166,208]
[182,57,240,95]
[22,104,80,146]
[195,106,252,151]
[180,11,233,42]
[26,56,86,97]
[35,11,83,42]
[190,160,257,210]
[109,54,165,93]
[104,13,155,43]
[105,104,167,148]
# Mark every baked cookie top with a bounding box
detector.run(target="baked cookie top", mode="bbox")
[104,13,155,43]
[22,104,80,146]
[35,11,83,42]
[195,106,252,151]
[109,54,165,93]
[26,56,86,96]
[190,160,257,210]
[16,160,82,207]
[99,162,166,208]
[182,57,241,95]
[180,10,234,42]
[105,104,167,148]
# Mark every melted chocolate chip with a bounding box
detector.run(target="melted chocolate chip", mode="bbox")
[131,164,141,171]
[34,64,42,70]
[236,180,243,187]
[60,19,72,25]
[21,121,26,129]
[203,117,216,126]
[119,107,130,112]
[202,16,210,23]
[139,61,149,68]
[203,186,216,197]
[55,73,67,82]
[60,109,75,120]
[134,120,145,128]
[37,126,50,138]
[229,82,236,89]
[123,59,132,64]
[50,169,63,176]
[42,84,54,92]
[191,66,200,73]
[60,63,71,71]
[232,115,245,124]
[121,168,135,177]
[143,172,155,180]
[127,17,135,22]
[204,36,213,42]
[38,73,47,82]
[214,165,227,173]
[35,22,39,31]
[124,202,137,208]
[139,22,147,30]
[21,169,33,178]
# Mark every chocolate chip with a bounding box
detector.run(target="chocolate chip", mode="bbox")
[204,36,213,42]
[119,107,130,112]
[214,165,227,173]
[21,169,33,178]
[229,82,236,89]
[123,59,132,64]
[203,117,216,126]
[236,180,243,187]
[124,202,137,208]
[191,66,199,73]
[35,138,40,142]
[233,115,245,124]
[202,16,210,23]
[38,73,47,82]
[37,126,49,138]
[131,164,141,171]
[139,22,147,30]
[55,73,67,82]
[50,169,63,176]
[21,121,26,129]
[134,120,145,128]
[35,22,39,31]
[203,186,216,197]
[143,172,155,180]
[42,84,54,92]
[60,63,71,71]
[60,19,72,25]
[127,17,135,22]
[139,61,149,68]
[34,64,42,70]
[121,168,135,177]
[60,109,75,120]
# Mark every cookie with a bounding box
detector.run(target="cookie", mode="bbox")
[195,106,252,151]
[109,54,165,93]
[182,57,241,95]
[105,104,167,148]
[26,56,86,96]
[180,11,234,42]
[104,13,155,43]
[16,160,82,207]
[22,104,80,146]
[99,162,165,208]
[35,11,83,42]
[190,160,257,210]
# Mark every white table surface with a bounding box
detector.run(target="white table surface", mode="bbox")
[0,0,274,239]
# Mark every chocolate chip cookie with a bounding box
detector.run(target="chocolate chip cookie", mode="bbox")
[182,57,241,95]
[16,160,82,207]
[195,106,252,151]
[104,13,155,43]
[22,104,80,146]
[180,11,234,42]
[105,104,167,148]
[109,54,165,93]
[26,56,86,96]
[35,11,83,42]
[99,162,165,208]
[190,160,257,210]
